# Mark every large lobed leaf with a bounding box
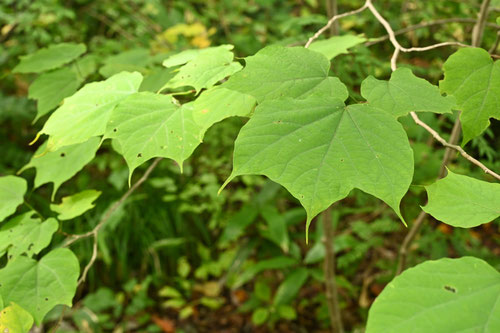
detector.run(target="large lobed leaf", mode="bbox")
[0,248,80,325]
[367,257,500,333]
[222,96,413,239]
[423,170,500,228]
[13,43,86,73]
[0,176,27,223]
[440,48,500,143]
[105,92,202,179]
[362,67,456,118]
[223,45,348,102]
[39,71,142,151]
[19,137,101,200]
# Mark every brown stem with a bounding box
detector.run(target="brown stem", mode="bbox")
[322,207,344,333]
[396,210,427,275]
[472,0,492,47]
[326,0,339,36]
[438,117,462,178]
[64,158,163,285]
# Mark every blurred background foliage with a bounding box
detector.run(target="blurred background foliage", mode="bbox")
[1,0,500,332]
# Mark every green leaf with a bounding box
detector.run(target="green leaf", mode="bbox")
[252,308,269,326]
[71,54,97,80]
[105,92,202,178]
[28,67,83,122]
[233,256,297,288]
[99,48,151,78]
[224,46,348,102]
[0,295,3,309]
[440,48,500,143]
[222,97,413,239]
[0,248,80,325]
[277,304,296,320]
[0,302,34,333]
[273,268,309,306]
[255,281,271,302]
[362,67,455,118]
[192,87,256,138]
[19,137,101,200]
[39,71,142,151]
[161,45,242,92]
[0,176,27,223]
[260,205,289,253]
[162,45,234,67]
[139,67,176,93]
[50,189,101,220]
[13,43,86,73]
[423,170,500,228]
[0,212,58,260]
[309,34,366,60]
[366,257,500,333]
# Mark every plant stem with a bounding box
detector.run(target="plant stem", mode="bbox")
[322,206,344,333]
[326,0,339,36]
[472,0,492,47]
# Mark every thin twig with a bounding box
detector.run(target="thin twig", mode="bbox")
[65,158,163,285]
[304,2,369,48]
[366,18,499,46]
[396,210,427,275]
[322,207,344,333]
[472,0,492,47]
[438,117,462,178]
[489,30,500,54]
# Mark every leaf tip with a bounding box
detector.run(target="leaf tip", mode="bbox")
[29,132,41,146]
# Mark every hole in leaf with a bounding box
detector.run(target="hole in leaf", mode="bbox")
[45,297,49,301]
[444,285,456,293]
[113,128,117,132]
[60,153,66,157]
[137,153,142,158]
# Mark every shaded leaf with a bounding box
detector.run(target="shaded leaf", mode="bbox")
[362,67,455,118]
[99,48,151,78]
[50,189,101,220]
[232,256,297,288]
[223,97,413,239]
[19,137,101,200]
[13,43,86,73]
[162,45,234,67]
[0,212,58,260]
[0,176,27,223]
[0,248,80,325]
[39,71,142,151]
[105,92,201,179]
[309,34,366,60]
[423,170,500,228]
[0,302,34,333]
[367,257,500,333]
[223,45,348,102]
[273,268,309,306]
[28,67,82,122]
[440,48,500,143]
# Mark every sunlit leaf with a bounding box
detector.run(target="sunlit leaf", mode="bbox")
[50,189,101,220]
[0,248,79,325]
[0,176,27,223]
[161,45,242,92]
[423,170,500,227]
[39,71,142,151]
[0,302,34,333]
[440,48,500,143]
[13,43,86,73]
[367,257,500,333]
[19,137,101,200]
[105,92,202,178]
[362,67,455,118]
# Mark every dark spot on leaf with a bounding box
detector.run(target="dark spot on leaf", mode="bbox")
[28,243,34,251]
[60,153,66,157]
[45,297,49,301]
[137,153,142,158]
[444,285,456,293]
[340,158,344,162]
[113,128,117,132]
